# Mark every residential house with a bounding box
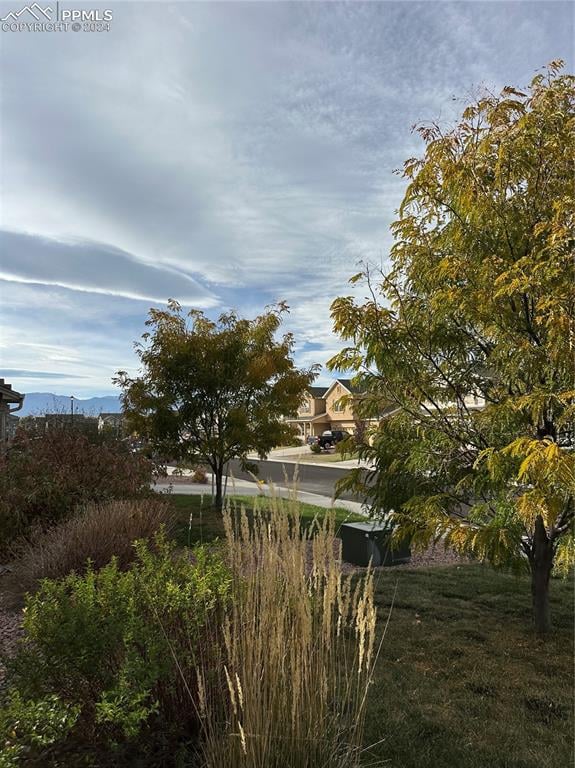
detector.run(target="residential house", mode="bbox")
[288,386,328,441]
[288,377,487,444]
[323,379,362,432]
[287,379,365,440]
[6,414,20,440]
[20,413,98,437]
[97,412,125,435]
[0,378,24,451]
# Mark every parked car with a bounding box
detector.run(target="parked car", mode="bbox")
[306,435,319,445]
[317,430,350,449]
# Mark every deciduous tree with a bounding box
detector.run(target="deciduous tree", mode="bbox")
[116,302,317,507]
[329,63,574,634]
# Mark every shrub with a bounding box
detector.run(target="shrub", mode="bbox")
[310,442,322,454]
[0,691,80,768]
[199,495,378,767]
[2,534,230,765]
[0,427,154,551]
[170,461,208,483]
[5,499,175,603]
[191,466,208,484]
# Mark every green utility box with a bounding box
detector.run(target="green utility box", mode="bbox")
[340,522,411,567]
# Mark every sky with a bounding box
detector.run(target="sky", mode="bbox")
[0,0,572,397]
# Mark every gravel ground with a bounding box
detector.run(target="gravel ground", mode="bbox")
[375,543,470,571]
[333,541,470,575]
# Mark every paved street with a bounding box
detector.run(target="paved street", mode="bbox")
[228,458,363,502]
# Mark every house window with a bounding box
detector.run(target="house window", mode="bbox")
[300,399,311,414]
[332,397,344,412]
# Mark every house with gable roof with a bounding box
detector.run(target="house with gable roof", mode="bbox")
[286,378,368,441]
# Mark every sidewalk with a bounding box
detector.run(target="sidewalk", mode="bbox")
[257,456,373,469]
[160,468,369,516]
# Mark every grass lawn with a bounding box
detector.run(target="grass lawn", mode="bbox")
[363,564,574,768]
[278,448,357,464]
[168,492,366,547]
[297,450,360,463]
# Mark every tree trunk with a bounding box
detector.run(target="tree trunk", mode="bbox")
[214,469,223,509]
[530,515,554,636]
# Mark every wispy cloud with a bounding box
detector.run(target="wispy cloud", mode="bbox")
[1,369,85,380]
[0,230,218,305]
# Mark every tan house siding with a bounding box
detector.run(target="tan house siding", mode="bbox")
[296,395,326,419]
[329,418,356,432]
[324,382,355,424]
[287,387,329,440]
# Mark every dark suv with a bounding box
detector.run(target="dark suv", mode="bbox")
[317,430,350,449]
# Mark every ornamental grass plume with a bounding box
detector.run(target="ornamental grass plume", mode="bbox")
[5,498,174,604]
[199,490,379,768]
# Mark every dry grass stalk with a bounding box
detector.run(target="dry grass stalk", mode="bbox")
[199,489,378,767]
[5,498,174,602]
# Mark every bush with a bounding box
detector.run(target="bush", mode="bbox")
[310,442,322,454]
[2,492,378,767]
[170,461,208,483]
[0,691,80,768]
[0,427,154,551]
[2,534,230,765]
[5,499,175,603]
[191,466,208,484]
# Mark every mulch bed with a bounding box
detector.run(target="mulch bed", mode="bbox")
[334,541,470,575]
[0,595,24,689]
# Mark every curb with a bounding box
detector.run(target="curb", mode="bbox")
[245,456,373,470]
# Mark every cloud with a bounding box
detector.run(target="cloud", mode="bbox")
[1,369,84,379]
[0,230,218,305]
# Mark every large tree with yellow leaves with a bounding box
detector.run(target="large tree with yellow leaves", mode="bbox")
[329,63,574,634]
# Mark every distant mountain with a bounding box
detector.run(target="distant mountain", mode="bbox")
[17,393,122,417]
